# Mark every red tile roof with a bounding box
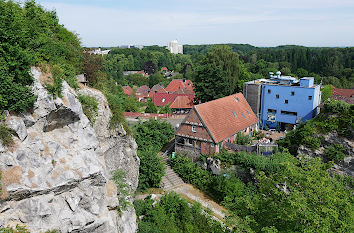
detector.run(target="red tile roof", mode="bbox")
[136,85,150,94]
[332,87,354,97]
[152,93,195,107]
[165,79,194,93]
[194,93,258,143]
[170,95,194,109]
[122,85,133,96]
[174,87,195,95]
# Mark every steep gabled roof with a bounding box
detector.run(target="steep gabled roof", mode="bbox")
[153,93,195,107]
[136,85,150,94]
[194,93,258,143]
[165,79,194,93]
[174,87,195,95]
[170,95,194,109]
[122,85,133,96]
[151,84,167,93]
[332,87,354,97]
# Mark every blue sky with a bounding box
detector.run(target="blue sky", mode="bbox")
[31,0,354,47]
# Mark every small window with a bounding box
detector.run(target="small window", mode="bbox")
[242,113,246,119]
[281,110,297,116]
[232,110,237,118]
[308,96,312,100]
[234,97,240,102]
[246,110,250,115]
[285,100,288,104]
[276,94,279,99]
[291,91,295,96]
[211,143,214,148]
[192,126,196,133]
[268,109,277,113]
[188,138,193,144]
[268,89,271,94]
[162,98,165,103]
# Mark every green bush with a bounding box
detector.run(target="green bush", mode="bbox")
[45,77,63,97]
[78,94,98,123]
[137,148,165,191]
[234,132,252,145]
[145,100,157,113]
[0,1,82,112]
[111,169,131,213]
[325,144,346,162]
[0,123,14,147]
[135,192,227,233]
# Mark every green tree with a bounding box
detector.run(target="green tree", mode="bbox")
[194,45,243,102]
[145,100,158,113]
[148,73,164,88]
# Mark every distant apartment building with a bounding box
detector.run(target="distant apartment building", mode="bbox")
[244,71,321,130]
[168,40,183,54]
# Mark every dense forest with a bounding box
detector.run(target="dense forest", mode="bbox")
[185,44,354,88]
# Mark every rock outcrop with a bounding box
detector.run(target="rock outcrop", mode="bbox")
[297,131,354,177]
[0,67,139,232]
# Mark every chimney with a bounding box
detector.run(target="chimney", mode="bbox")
[183,78,186,83]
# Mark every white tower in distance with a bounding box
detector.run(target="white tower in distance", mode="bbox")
[168,40,183,54]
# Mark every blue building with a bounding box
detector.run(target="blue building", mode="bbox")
[244,71,321,130]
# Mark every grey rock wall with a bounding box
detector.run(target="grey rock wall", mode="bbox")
[0,67,139,232]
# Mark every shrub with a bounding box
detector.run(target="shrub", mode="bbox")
[0,123,14,147]
[325,144,346,162]
[137,148,165,191]
[45,77,63,97]
[0,225,30,233]
[111,169,131,213]
[234,132,252,145]
[0,1,82,112]
[78,94,98,123]
[145,100,158,113]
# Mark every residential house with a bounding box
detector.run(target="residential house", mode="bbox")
[123,70,149,77]
[175,93,259,159]
[152,93,195,108]
[169,95,194,113]
[148,84,168,99]
[244,71,321,130]
[165,79,194,93]
[330,87,354,104]
[136,85,150,102]
[122,85,133,96]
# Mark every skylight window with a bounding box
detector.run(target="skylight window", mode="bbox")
[162,98,165,103]
[242,113,246,119]
[246,110,250,115]
[234,97,240,102]
[232,111,237,118]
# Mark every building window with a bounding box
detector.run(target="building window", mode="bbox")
[234,97,240,102]
[291,91,295,96]
[276,94,279,99]
[246,109,250,115]
[285,100,288,104]
[191,126,197,133]
[268,89,271,94]
[308,96,312,100]
[188,138,193,145]
[242,113,246,119]
[211,143,214,148]
[162,98,165,103]
[268,109,277,113]
[281,110,297,116]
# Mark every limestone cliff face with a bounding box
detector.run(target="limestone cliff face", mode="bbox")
[297,131,353,177]
[0,67,139,232]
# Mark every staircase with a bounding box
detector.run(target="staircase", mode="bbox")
[160,154,184,191]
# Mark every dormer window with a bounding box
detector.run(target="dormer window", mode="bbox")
[232,111,237,118]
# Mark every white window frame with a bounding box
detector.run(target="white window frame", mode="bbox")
[191,126,197,133]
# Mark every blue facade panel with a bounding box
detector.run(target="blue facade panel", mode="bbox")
[260,84,321,129]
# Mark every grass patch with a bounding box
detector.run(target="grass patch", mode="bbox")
[78,94,98,123]
[0,124,14,147]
